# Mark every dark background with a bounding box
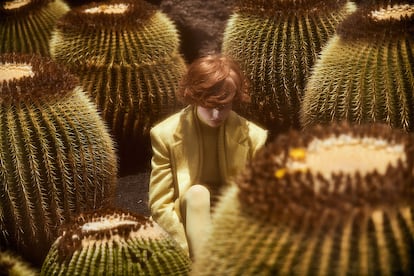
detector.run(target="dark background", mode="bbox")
[114,0,236,216]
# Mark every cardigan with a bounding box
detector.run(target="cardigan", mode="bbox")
[148,105,268,252]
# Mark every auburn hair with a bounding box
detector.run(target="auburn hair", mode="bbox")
[177,54,250,107]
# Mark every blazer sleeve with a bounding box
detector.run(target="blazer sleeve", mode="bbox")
[148,127,188,253]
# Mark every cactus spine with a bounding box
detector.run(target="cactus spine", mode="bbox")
[0,0,69,56]
[41,209,191,275]
[50,0,186,173]
[192,123,414,275]
[301,2,414,131]
[222,0,356,134]
[0,53,117,266]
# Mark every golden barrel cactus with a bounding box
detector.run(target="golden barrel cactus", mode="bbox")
[0,53,117,265]
[50,0,186,173]
[222,0,356,134]
[192,123,414,275]
[301,2,414,131]
[0,0,69,56]
[41,209,191,275]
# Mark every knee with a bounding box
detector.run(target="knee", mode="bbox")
[183,185,210,210]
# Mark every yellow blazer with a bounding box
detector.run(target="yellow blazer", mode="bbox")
[149,105,267,252]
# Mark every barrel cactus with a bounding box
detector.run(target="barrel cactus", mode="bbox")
[0,0,69,56]
[0,250,38,275]
[0,53,117,265]
[50,0,187,173]
[41,209,191,275]
[192,123,414,275]
[222,0,356,135]
[301,1,414,131]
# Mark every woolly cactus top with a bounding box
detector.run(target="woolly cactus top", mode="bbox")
[0,53,78,104]
[233,0,348,15]
[57,209,167,261]
[337,2,414,40]
[238,123,414,224]
[0,0,52,16]
[57,0,157,31]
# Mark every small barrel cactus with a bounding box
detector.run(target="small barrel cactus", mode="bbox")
[0,250,39,275]
[301,1,414,131]
[0,0,69,56]
[222,0,356,135]
[50,0,186,173]
[41,209,191,275]
[0,53,118,266]
[192,123,414,275]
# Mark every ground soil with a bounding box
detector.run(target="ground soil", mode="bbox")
[115,0,235,216]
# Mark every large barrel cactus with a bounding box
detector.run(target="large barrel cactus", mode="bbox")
[301,1,414,131]
[50,0,187,174]
[222,0,356,135]
[0,53,117,265]
[0,0,69,56]
[192,123,414,275]
[41,209,191,275]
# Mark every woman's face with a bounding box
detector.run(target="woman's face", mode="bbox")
[197,103,233,128]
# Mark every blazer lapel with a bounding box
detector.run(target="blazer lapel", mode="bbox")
[171,106,201,196]
[219,111,250,183]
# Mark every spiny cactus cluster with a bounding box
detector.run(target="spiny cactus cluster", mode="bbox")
[222,0,356,134]
[50,0,187,173]
[301,1,414,131]
[41,209,191,275]
[0,53,117,265]
[0,0,69,56]
[192,123,414,275]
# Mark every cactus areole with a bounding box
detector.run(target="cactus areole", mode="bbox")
[56,210,161,261]
[0,0,52,14]
[238,123,414,223]
[3,0,32,10]
[42,209,191,276]
[0,53,77,104]
[337,2,414,40]
[56,0,156,31]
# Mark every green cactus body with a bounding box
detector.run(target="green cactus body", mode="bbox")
[0,250,39,275]
[222,0,356,134]
[301,3,414,131]
[192,123,414,275]
[0,0,69,56]
[41,209,191,275]
[50,0,186,173]
[77,55,186,150]
[0,53,117,266]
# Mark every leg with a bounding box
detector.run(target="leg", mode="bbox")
[181,184,211,259]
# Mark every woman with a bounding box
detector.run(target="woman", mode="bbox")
[148,54,267,258]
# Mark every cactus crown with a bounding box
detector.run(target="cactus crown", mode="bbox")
[0,53,78,104]
[337,1,414,40]
[57,0,157,31]
[0,0,52,16]
[237,123,414,224]
[57,209,163,261]
[233,0,348,15]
